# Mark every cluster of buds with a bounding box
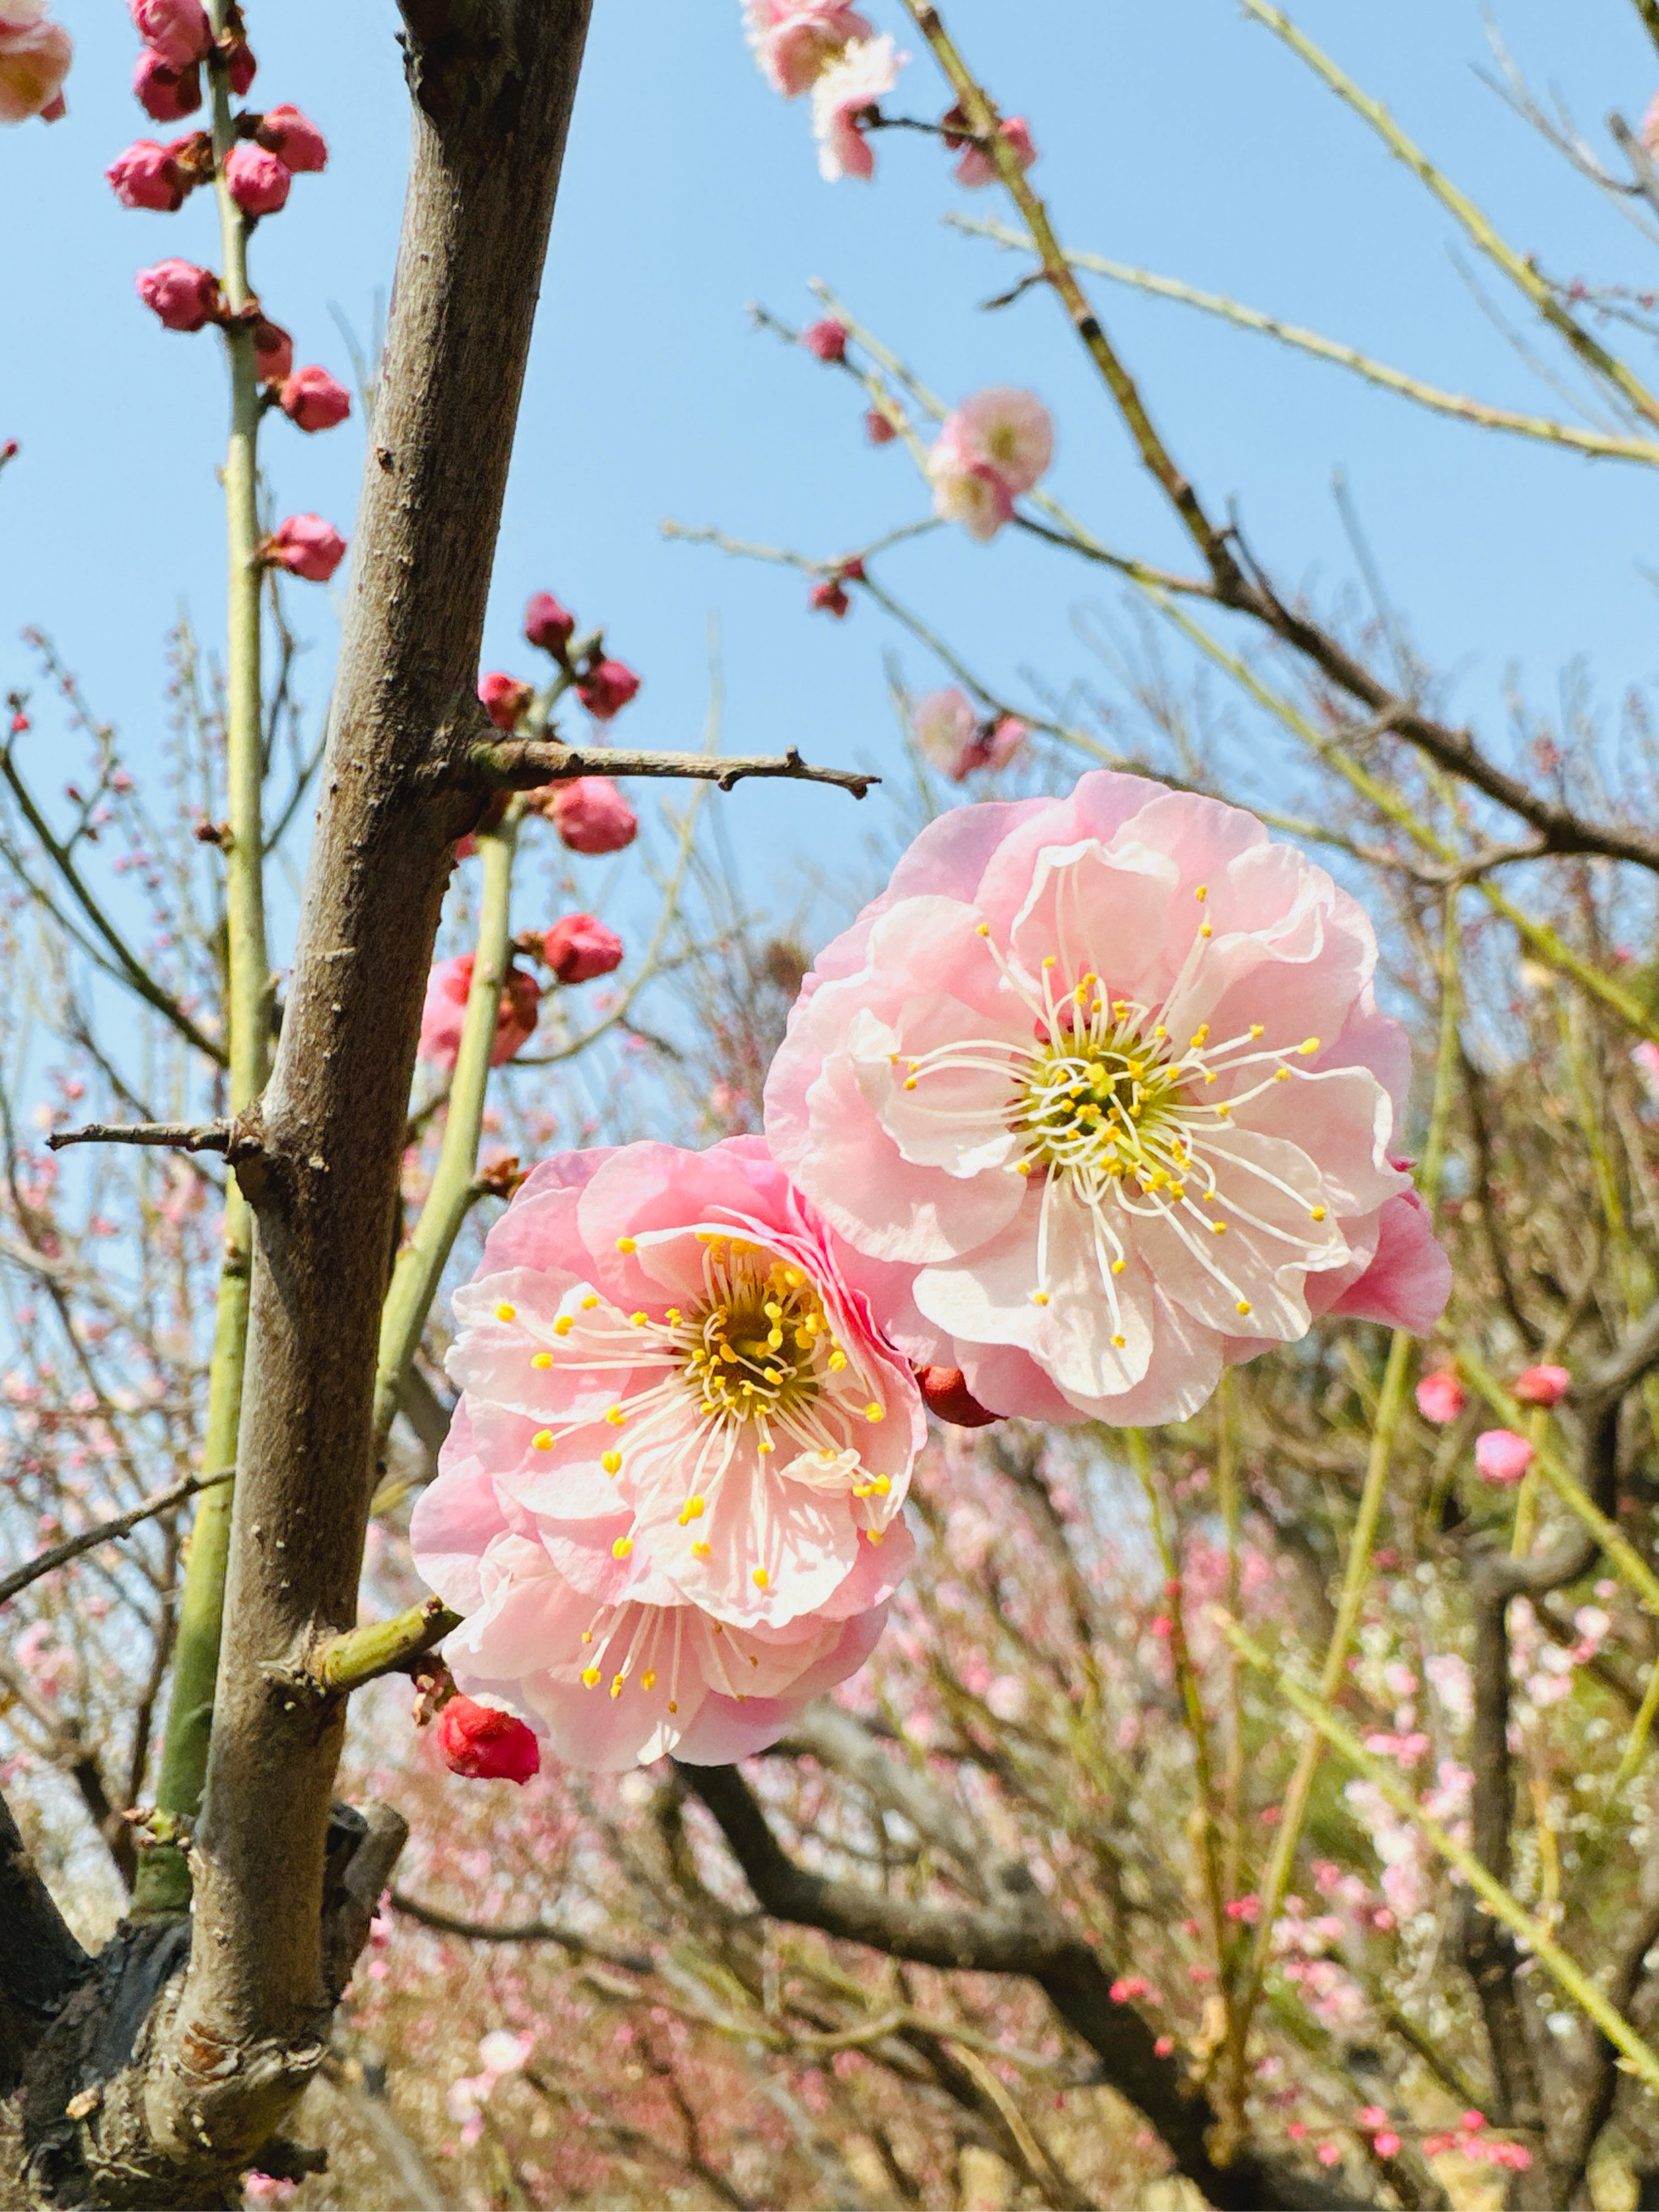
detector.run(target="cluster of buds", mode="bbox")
[518,586,643,723]
[417,915,625,1072]
[808,556,864,620]
[130,0,251,124]
[1413,1359,1571,1485]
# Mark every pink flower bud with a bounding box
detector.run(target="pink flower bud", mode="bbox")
[133,49,199,121]
[985,715,1028,771]
[918,1365,996,1428]
[549,777,638,856]
[106,138,188,211]
[265,513,346,584]
[1371,2133,1400,2160]
[478,672,533,732]
[1475,1429,1534,1485]
[0,12,71,125]
[1413,1369,1466,1425]
[135,256,221,332]
[576,658,640,722]
[1461,2112,1486,2134]
[1153,2035,1175,2057]
[225,37,255,94]
[1512,1363,1569,1407]
[435,1694,540,1784]
[280,364,351,432]
[223,140,289,216]
[864,407,898,445]
[1355,2107,1388,2130]
[129,0,209,70]
[251,317,292,386]
[418,955,541,1068]
[542,912,624,984]
[255,102,326,173]
[949,112,1038,188]
[523,591,576,658]
[809,578,850,619]
[801,316,849,362]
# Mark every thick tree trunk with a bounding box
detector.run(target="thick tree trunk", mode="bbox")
[9,4,593,2201]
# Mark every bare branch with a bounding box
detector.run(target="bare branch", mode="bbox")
[474,738,878,799]
[0,1471,231,1610]
[46,1121,231,1156]
[388,1891,655,1975]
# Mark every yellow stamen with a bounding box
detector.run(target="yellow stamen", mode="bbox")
[1032,1290,1049,1306]
[692,1540,712,1558]
[1236,1300,1252,1315]
[642,1670,657,1690]
[555,1315,573,1335]
[611,1535,633,1559]
[494,1302,517,1322]
[581,1666,601,1688]
[581,1294,599,1310]
[1298,1037,1320,1055]
[532,1350,553,1369]
[606,1406,627,1426]
[602,1451,621,1475]
[864,1403,884,1422]
[752,1568,770,1589]
[616,1236,637,1254]
[1311,1205,1327,1223]
[533,1430,554,1451]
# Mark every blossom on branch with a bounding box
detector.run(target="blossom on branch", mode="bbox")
[419,955,542,1070]
[435,1693,540,1783]
[946,109,1038,188]
[409,1138,923,1767]
[542,912,624,984]
[929,385,1053,542]
[764,773,1450,1427]
[133,50,198,122]
[912,688,1026,781]
[745,0,872,99]
[523,591,576,659]
[255,102,327,173]
[1513,1362,1569,1407]
[223,140,290,216]
[1474,1429,1533,1485]
[135,256,222,332]
[0,3,71,126]
[106,139,190,211]
[1414,1369,1466,1424]
[801,316,849,362]
[280,364,351,432]
[576,657,641,721]
[251,318,292,386]
[810,34,902,182]
[263,513,346,584]
[479,672,534,732]
[129,0,209,70]
[546,778,639,856]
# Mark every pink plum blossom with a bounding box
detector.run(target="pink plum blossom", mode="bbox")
[548,778,638,856]
[479,672,533,731]
[136,257,221,332]
[435,1693,540,1782]
[745,0,872,98]
[129,0,209,69]
[523,591,575,658]
[576,657,641,721]
[1475,1428,1534,1485]
[928,448,1015,541]
[280,364,351,431]
[0,4,70,124]
[764,773,1450,1427]
[255,102,326,172]
[264,513,346,584]
[222,140,290,216]
[1513,1362,1569,1407]
[409,1138,924,1767]
[1414,1369,1466,1424]
[419,955,541,1069]
[936,386,1053,499]
[801,316,849,362]
[133,51,198,122]
[912,689,1028,781]
[810,34,902,181]
[106,139,188,211]
[946,110,1038,188]
[542,912,624,984]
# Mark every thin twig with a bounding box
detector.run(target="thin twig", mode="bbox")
[474,740,877,799]
[46,1120,231,1155]
[0,1470,232,1609]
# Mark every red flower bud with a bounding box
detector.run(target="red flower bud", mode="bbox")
[801,317,849,362]
[864,408,898,445]
[133,50,200,122]
[575,658,640,722]
[479,672,534,732]
[265,513,346,583]
[223,139,289,216]
[549,778,638,856]
[543,912,624,984]
[435,1694,540,1784]
[251,318,293,386]
[917,1366,997,1427]
[280,364,351,432]
[523,590,576,658]
[225,38,255,94]
[106,138,189,212]
[255,102,326,173]
[135,256,221,332]
[809,579,849,619]
[129,0,211,71]
[1512,1363,1569,1407]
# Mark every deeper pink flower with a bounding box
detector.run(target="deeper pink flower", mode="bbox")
[265,513,346,584]
[1475,1429,1534,1485]
[937,386,1053,498]
[419,955,542,1070]
[810,33,902,181]
[0,8,71,125]
[409,1138,924,1768]
[542,912,624,985]
[576,658,641,721]
[136,257,221,332]
[129,0,209,70]
[223,139,290,216]
[435,1694,540,1783]
[949,113,1038,188]
[764,773,1449,1427]
[106,138,188,211]
[280,364,351,432]
[810,578,850,619]
[1414,1369,1466,1425]
[1513,1363,1569,1407]
[801,316,849,362]
[252,317,292,385]
[255,102,326,173]
[133,50,198,121]
[549,778,638,856]
[479,672,533,732]
[745,0,872,98]
[226,37,255,93]
[523,591,576,659]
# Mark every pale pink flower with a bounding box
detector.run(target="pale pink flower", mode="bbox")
[263,513,346,584]
[1414,1369,1465,1424]
[936,386,1053,498]
[745,0,872,98]
[0,4,70,125]
[764,774,1450,1427]
[984,716,1029,771]
[912,688,979,780]
[419,955,541,1069]
[811,34,902,182]
[950,113,1037,188]
[1475,1428,1534,1485]
[928,451,1014,542]
[410,1138,924,1767]
[548,777,638,855]
[1512,1362,1569,1407]
[129,0,210,70]
[255,102,326,173]
[223,140,290,216]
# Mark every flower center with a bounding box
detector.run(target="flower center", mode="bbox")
[681,1257,830,1427]
[1014,1023,1190,1187]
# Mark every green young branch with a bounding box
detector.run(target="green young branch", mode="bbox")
[371,806,521,1454]
[134,15,271,1920]
[309,1595,460,1693]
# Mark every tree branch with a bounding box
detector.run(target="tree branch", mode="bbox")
[46,1121,231,1156]
[474,737,877,798]
[0,1471,231,1609]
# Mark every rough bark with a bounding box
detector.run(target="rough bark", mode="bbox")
[9,3,592,2201]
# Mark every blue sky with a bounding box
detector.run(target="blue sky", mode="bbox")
[2,0,1657,952]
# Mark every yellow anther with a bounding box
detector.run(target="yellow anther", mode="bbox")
[1216,1101,1232,1117]
[609,1675,625,1698]
[1273,1067,1291,1082]
[718,1343,737,1363]
[668,1698,679,1713]
[1199,923,1213,938]
[794,1329,815,1351]
[606,1406,627,1426]
[903,1077,918,1091]
[1299,1037,1320,1054]
[1211,1221,1228,1235]
[1127,1061,1146,1079]
[616,1236,637,1253]
[1112,1258,1126,1275]
[581,1294,599,1310]
[581,1630,593,1644]
[1311,1204,1327,1223]
[1236,1300,1252,1315]
[678,1496,706,1524]
[494,1301,517,1322]
[1043,955,1057,969]
[642,1670,657,1690]
[757,1439,774,1454]
[1015,1159,1033,1175]
[1249,1023,1264,1039]
[752,1568,770,1589]
[555,1315,574,1337]
[612,1535,635,1560]
[581,1666,601,1688]
[864,1403,884,1422]
[691,1540,712,1559]
[666,1306,681,1325]
[767,1327,785,1349]
[630,1311,649,1327]
[1112,1334,1126,1349]
[866,1528,885,1545]
[602,1451,621,1475]
[533,1430,554,1451]
[1195,884,1208,901]
[828,1350,847,1371]
[1032,1290,1050,1306]
[532,1350,554,1369]
[975,921,990,936]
